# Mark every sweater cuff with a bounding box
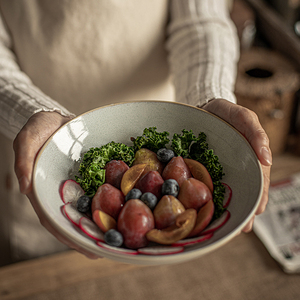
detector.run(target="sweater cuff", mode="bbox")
[0,81,75,140]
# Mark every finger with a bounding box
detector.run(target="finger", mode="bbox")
[233,109,272,167]
[227,104,272,167]
[256,164,271,215]
[242,167,270,231]
[13,128,41,194]
[13,112,73,194]
[242,216,255,233]
[226,106,271,215]
[203,99,272,167]
[203,99,272,218]
[225,106,272,216]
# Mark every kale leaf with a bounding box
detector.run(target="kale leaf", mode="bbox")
[171,129,196,158]
[171,129,226,219]
[75,141,135,197]
[172,130,207,158]
[189,144,224,183]
[211,181,226,219]
[131,127,170,152]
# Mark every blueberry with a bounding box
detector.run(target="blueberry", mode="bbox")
[125,188,142,202]
[140,192,158,210]
[76,195,91,213]
[104,229,123,247]
[157,148,175,163]
[162,179,179,197]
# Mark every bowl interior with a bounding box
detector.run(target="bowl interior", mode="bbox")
[33,101,263,265]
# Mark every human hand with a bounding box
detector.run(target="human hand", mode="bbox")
[201,99,272,232]
[13,111,99,259]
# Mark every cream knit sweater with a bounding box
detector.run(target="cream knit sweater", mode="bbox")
[0,0,238,140]
[0,0,239,264]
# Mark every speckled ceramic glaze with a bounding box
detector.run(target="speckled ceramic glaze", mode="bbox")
[33,101,263,265]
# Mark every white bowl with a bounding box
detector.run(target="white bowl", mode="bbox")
[33,100,263,265]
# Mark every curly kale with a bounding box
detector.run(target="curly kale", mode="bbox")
[189,145,224,183]
[171,129,198,158]
[211,181,226,219]
[75,142,135,197]
[131,127,170,153]
[171,129,226,218]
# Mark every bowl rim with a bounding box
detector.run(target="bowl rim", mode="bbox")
[32,100,264,264]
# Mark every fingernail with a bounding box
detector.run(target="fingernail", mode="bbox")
[18,176,29,194]
[261,146,272,166]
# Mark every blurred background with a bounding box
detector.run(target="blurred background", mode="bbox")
[231,0,300,157]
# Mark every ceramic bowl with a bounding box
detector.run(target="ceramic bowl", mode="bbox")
[33,100,263,265]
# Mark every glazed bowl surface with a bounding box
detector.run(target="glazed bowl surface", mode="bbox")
[33,101,263,265]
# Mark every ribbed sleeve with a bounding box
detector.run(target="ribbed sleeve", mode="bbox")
[0,1,239,140]
[0,16,74,141]
[167,0,240,106]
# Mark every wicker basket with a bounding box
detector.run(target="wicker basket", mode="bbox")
[235,47,300,155]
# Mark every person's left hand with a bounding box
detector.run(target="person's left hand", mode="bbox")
[201,99,272,232]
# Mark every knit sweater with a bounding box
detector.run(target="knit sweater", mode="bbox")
[0,0,239,140]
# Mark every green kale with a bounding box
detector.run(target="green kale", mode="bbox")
[171,130,223,182]
[132,127,170,152]
[189,145,224,183]
[171,130,207,158]
[211,181,226,219]
[75,141,135,197]
[171,129,225,218]
[171,129,196,158]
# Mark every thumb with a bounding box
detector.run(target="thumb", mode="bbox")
[13,128,42,194]
[13,111,73,194]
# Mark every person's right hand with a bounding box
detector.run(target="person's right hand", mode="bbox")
[201,99,272,232]
[13,111,99,259]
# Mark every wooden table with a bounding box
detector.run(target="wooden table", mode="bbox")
[1,153,300,300]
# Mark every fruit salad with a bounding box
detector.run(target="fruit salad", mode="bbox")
[60,127,232,256]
